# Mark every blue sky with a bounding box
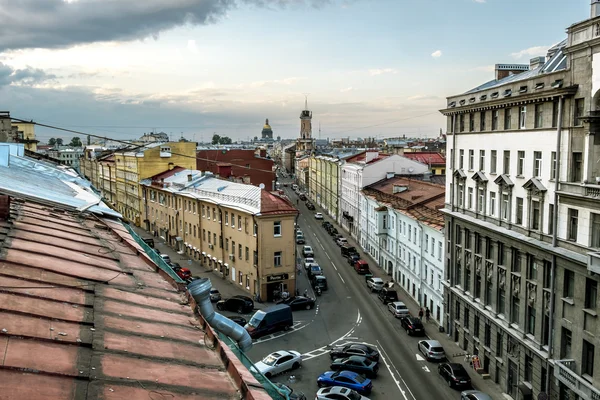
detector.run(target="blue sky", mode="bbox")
[0,0,590,143]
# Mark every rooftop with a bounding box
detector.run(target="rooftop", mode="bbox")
[402,152,446,166]
[344,151,390,165]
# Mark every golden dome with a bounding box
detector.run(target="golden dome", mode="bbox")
[263,118,272,130]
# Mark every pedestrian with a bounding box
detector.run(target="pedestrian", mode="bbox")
[418,308,424,321]
[303,289,308,297]
[425,307,431,322]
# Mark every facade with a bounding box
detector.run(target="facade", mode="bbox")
[440,6,600,399]
[141,169,298,301]
[195,148,276,189]
[11,122,37,152]
[308,155,341,220]
[339,151,430,240]
[47,146,85,171]
[402,152,447,176]
[361,177,446,325]
[0,112,38,151]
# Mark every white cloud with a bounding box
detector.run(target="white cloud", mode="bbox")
[187,39,198,54]
[368,68,398,76]
[510,45,549,59]
[473,0,485,3]
[431,50,442,58]
[340,87,353,93]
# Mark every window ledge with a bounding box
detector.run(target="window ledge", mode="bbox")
[463,328,471,334]
[583,374,594,384]
[561,297,575,305]
[495,357,504,364]
[516,175,525,179]
[583,308,597,317]
[498,314,505,320]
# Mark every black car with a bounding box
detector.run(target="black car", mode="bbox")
[276,296,315,311]
[330,356,379,378]
[322,221,332,229]
[347,253,361,266]
[299,194,307,201]
[330,343,380,362]
[216,295,254,313]
[438,363,472,389]
[400,316,425,336]
[306,202,315,210]
[227,315,247,326]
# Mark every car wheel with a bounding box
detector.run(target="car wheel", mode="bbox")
[237,306,244,314]
[292,362,300,370]
[305,304,311,310]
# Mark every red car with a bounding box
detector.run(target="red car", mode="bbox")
[171,263,191,280]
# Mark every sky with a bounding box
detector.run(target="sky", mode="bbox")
[0,0,590,143]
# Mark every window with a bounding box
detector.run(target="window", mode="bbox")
[550,151,557,180]
[245,246,249,261]
[567,208,578,242]
[504,108,512,129]
[517,151,525,176]
[459,149,464,169]
[274,221,282,236]
[560,327,572,359]
[202,205,205,217]
[532,151,542,178]
[231,213,235,228]
[512,248,521,273]
[502,194,509,220]
[527,255,538,280]
[527,305,536,335]
[575,98,585,125]
[464,307,470,329]
[563,269,574,298]
[492,110,499,130]
[503,150,510,175]
[238,243,242,258]
[477,188,484,213]
[225,211,229,225]
[438,241,442,261]
[460,114,465,132]
[592,214,600,249]
[203,229,206,241]
[496,331,504,357]
[479,150,485,171]
[213,233,216,245]
[484,322,491,347]
[548,204,555,235]
[530,200,540,230]
[474,314,480,337]
[511,296,520,325]
[274,251,282,267]
[431,237,435,254]
[490,150,497,173]
[535,104,544,128]
[525,355,533,382]
[245,217,249,233]
[582,340,595,377]
[572,152,583,182]
[489,192,496,216]
[225,238,229,251]
[425,234,429,252]
[519,106,527,129]
[213,207,216,221]
[552,99,560,128]
[469,113,475,132]
[516,197,523,225]
[585,279,598,309]
[468,150,474,170]
[480,111,486,131]
[468,187,473,209]
[238,216,242,230]
[543,260,552,289]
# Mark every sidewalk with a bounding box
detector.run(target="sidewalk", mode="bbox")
[313,205,508,399]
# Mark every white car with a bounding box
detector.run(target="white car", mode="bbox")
[315,212,324,219]
[388,301,409,318]
[316,386,370,400]
[366,277,384,292]
[302,245,314,257]
[336,237,348,246]
[304,257,315,269]
[252,350,302,378]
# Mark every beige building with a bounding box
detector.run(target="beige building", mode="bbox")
[308,155,341,220]
[141,168,298,301]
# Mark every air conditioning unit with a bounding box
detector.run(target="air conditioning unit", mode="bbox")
[208,244,214,249]
[229,254,235,261]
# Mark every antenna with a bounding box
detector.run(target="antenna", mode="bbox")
[303,93,310,110]
[319,121,321,140]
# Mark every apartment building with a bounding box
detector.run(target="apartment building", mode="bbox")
[361,177,446,325]
[141,168,298,301]
[440,5,600,399]
[308,155,341,220]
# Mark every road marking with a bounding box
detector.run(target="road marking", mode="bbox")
[301,309,362,361]
[416,354,425,361]
[332,262,337,271]
[253,320,312,344]
[320,243,325,250]
[325,253,331,260]
[377,340,417,400]
[337,272,345,283]
[422,366,430,373]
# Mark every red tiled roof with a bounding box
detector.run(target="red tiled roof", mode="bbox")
[344,151,390,164]
[402,152,446,166]
[260,190,298,215]
[0,199,270,400]
[148,165,187,180]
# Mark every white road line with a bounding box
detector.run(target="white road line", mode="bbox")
[332,262,337,271]
[253,321,312,344]
[325,253,331,260]
[320,243,325,250]
[337,272,345,283]
[377,340,417,400]
[356,311,361,325]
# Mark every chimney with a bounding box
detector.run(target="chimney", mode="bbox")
[494,64,529,80]
[242,175,251,184]
[529,56,545,70]
[386,172,395,179]
[593,0,600,17]
[365,151,379,163]
[187,173,193,182]
[0,195,10,221]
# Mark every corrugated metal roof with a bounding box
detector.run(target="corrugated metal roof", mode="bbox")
[0,143,120,219]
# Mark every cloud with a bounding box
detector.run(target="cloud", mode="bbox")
[431,50,442,58]
[0,63,56,86]
[340,87,353,93]
[0,0,335,51]
[368,68,398,76]
[407,94,440,101]
[187,39,199,54]
[473,0,485,3]
[510,45,549,59]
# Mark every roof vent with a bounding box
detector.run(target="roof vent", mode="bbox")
[551,79,564,89]
[393,184,408,194]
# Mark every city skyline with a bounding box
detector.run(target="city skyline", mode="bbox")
[0,0,588,142]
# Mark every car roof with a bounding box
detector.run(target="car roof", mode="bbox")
[231,295,252,301]
[270,350,294,358]
[391,301,405,307]
[304,245,312,249]
[345,355,368,362]
[461,391,493,400]
[371,277,383,282]
[422,339,442,346]
[336,370,360,378]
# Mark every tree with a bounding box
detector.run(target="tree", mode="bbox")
[55,138,64,146]
[69,137,82,147]
[218,136,232,145]
[48,138,56,146]
[211,134,221,145]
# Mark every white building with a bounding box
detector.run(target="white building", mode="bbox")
[361,176,446,325]
[47,146,85,172]
[339,150,429,240]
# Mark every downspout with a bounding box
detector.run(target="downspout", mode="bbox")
[217,205,226,278]
[188,278,253,352]
[253,215,261,300]
[418,220,425,307]
[546,95,564,394]
[448,113,457,335]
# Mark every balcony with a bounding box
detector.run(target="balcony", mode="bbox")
[554,359,600,400]
[557,182,600,202]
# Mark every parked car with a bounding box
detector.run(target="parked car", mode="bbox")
[330,343,380,362]
[171,264,191,281]
[418,340,446,361]
[251,350,302,378]
[322,221,332,229]
[317,371,372,395]
[296,233,305,244]
[299,194,307,201]
[329,227,339,236]
[378,288,399,305]
[292,184,298,190]
[216,295,254,314]
[366,277,384,292]
[354,260,369,274]
[227,315,247,326]
[245,304,293,339]
[311,275,328,291]
[304,257,316,270]
[209,288,222,302]
[400,316,424,336]
[316,386,369,400]
[330,356,379,378]
[336,237,348,247]
[277,296,315,310]
[340,245,357,258]
[308,265,324,278]
[387,301,409,317]
[438,363,471,389]
[315,212,324,219]
[461,390,493,400]
[347,254,361,266]
[302,245,314,257]
[159,254,171,264]
[306,202,316,210]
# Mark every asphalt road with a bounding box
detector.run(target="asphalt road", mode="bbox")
[245,184,464,400]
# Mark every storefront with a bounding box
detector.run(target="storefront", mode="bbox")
[264,273,294,302]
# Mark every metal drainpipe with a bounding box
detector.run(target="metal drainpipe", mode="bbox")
[448,113,457,336]
[546,95,564,394]
[253,215,261,300]
[418,220,425,307]
[188,278,253,352]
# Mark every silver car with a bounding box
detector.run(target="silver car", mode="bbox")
[388,301,409,318]
[366,277,384,292]
[461,391,493,400]
[210,288,221,302]
[418,340,446,361]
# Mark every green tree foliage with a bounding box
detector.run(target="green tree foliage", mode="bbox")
[69,137,82,147]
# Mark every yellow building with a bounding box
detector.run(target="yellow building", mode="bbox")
[141,168,298,301]
[308,155,340,221]
[11,122,37,152]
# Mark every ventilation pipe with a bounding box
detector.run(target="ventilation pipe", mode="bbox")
[188,278,253,352]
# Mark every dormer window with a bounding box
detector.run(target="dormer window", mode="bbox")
[491,92,499,99]
[503,89,512,97]
[449,101,456,108]
[519,86,528,94]
[469,97,476,103]
[480,95,487,101]
[535,82,545,90]
[460,99,466,106]
[160,146,172,158]
[551,79,563,89]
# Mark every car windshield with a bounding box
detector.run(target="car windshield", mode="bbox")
[261,353,279,366]
[248,311,265,328]
[352,374,366,383]
[347,391,362,400]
